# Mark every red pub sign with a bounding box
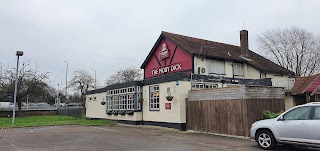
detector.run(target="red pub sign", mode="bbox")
[143,38,193,78]
[151,63,182,76]
[165,103,171,110]
[159,43,169,59]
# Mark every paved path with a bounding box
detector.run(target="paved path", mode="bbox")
[0,125,318,151]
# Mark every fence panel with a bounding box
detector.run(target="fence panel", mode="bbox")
[187,99,246,136]
[187,98,284,137]
[57,107,82,118]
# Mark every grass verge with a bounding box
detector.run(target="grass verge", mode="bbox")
[0,116,114,128]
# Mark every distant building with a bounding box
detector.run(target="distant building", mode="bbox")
[291,73,320,105]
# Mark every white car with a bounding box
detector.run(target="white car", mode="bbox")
[250,102,320,150]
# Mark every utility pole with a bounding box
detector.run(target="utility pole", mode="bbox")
[91,69,96,89]
[64,61,68,99]
[12,51,23,125]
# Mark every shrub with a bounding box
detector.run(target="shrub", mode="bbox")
[263,110,283,119]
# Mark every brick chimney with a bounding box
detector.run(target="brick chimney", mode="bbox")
[240,30,249,58]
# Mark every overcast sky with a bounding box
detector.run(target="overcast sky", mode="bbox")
[0,0,319,90]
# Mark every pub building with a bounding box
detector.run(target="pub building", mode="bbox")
[86,30,293,130]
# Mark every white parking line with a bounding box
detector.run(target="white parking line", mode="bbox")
[1,136,19,151]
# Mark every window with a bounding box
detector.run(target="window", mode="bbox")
[283,106,312,120]
[192,83,218,90]
[106,96,112,111]
[233,63,244,76]
[314,107,320,119]
[127,94,134,110]
[119,95,126,110]
[120,88,127,94]
[137,93,141,110]
[192,83,205,90]
[113,96,119,110]
[260,72,266,79]
[137,86,140,92]
[108,86,141,111]
[128,87,135,93]
[150,85,160,111]
[93,97,97,101]
[113,90,119,95]
[205,84,218,89]
[207,60,225,74]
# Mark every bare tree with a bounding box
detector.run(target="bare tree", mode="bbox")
[0,60,50,117]
[257,27,320,76]
[105,66,143,86]
[68,70,94,104]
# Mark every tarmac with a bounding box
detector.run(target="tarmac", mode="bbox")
[0,125,317,151]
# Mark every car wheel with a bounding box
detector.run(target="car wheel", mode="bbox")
[256,130,276,150]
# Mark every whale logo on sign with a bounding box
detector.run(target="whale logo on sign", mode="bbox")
[160,43,169,60]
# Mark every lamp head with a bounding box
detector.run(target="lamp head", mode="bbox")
[16,51,23,56]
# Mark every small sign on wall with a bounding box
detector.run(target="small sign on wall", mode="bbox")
[165,103,171,110]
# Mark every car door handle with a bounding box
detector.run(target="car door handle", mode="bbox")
[301,123,308,126]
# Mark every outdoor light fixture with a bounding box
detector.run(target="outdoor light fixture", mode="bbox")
[16,51,23,56]
[12,50,23,125]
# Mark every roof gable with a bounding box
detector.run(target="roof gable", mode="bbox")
[141,31,294,74]
[140,32,192,69]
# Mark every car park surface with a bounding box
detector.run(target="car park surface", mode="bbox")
[1,125,319,151]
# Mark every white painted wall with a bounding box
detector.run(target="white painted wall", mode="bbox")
[246,65,261,79]
[86,93,142,121]
[142,81,191,124]
[285,94,294,111]
[86,93,107,119]
[194,56,256,78]
[193,56,207,74]
[193,56,293,85]
[178,81,192,123]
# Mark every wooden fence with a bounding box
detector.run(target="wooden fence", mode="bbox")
[186,86,285,137]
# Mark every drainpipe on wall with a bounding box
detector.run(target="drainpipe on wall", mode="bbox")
[141,85,144,125]
[190,73,193,89]
[232,64,235,78]
[141,101,144,125]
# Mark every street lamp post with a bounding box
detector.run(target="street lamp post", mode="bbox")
[12,51,23,125]
[91,69,96,89]
[64,61,68,99]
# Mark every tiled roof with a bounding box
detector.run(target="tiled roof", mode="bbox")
[153,31,293,74]
[291,74,320,95]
